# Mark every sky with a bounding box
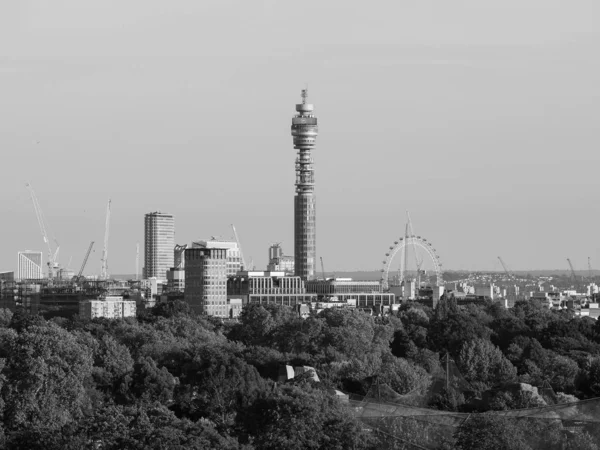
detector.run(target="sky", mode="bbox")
[1,0,599,276]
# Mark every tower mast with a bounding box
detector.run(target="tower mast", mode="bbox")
[291,89,318,280]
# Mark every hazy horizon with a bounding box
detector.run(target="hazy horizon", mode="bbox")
[1,0,599,276]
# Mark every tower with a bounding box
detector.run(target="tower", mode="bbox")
[291,89,318,280]
[143,212,175,280]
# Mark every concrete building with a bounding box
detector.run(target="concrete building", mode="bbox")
[79,296,137,319]
[17,251,43,280]
[174,244,187,269]
[474,284,494,300]
[269,243,283,261]
[227,271,316,306]
[305,278,396,309]
[185,247,228,317]
[143,212,175,280]
[228,298,243,318]
[291,89,318,280]
[267,255,295,273]
[165,244,187,292]
[192,239,241,277]
[166,268,185,292]
[0,271,14,283]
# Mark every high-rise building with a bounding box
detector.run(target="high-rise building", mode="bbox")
[17,251,43,280]
[184,247,228,316]
[143,212,175,280]
[291,89,318,280]
[192,239,241,277]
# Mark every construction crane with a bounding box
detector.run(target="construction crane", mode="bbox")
[135,243,140,281]
[100,199,111,280]
[567,258,578,287]
[26,183,59,279]
[75,241,94,282]
[498,257,512,278]
[320,256,326,280]
[231,224,247,271]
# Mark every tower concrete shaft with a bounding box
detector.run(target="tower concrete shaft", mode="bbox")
[291,89,318,280]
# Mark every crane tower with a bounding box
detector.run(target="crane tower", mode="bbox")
[26,183,59,280]
[100,199,111,280]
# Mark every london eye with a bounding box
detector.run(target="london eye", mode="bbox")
[380,234,443,291]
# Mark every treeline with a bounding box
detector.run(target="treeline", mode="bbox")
[0,299,598,449]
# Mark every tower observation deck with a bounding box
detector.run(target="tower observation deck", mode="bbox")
[291,89,318,280]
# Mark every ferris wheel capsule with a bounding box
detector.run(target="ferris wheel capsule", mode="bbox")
[385,253,389,256]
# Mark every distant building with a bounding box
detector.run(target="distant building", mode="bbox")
[17,251,43,280]
[79,296,136,319]
[267,255,295,273]
[0,271,14,283]
[228,298,243,318]
[167,268,185,292]
[192,239,242,277]
[185,247,228,316]
[306,278,396,309]
[143,212,175,280]
[174,244,187,269]
[269,243,283,261]
[474,284,494,300]
[227,271,316,306]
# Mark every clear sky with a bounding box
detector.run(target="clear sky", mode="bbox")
[1,0,599,275]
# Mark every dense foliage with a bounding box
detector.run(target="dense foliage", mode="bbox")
[0,297,599,448]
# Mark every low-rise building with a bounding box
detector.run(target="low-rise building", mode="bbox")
[79,296,137,319]
[227,271,316,306]
[305,278,395,308]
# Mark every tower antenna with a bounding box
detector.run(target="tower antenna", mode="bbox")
[291,88,318,279]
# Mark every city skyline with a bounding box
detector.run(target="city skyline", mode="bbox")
[1,1,599,274]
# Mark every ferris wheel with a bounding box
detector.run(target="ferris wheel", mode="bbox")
[380,235,443,291]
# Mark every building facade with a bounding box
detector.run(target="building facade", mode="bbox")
[227,271,317,306]
[305,278,396,309]
[291,89,318,280]
[79,296,137,319]
[17,251,43,280]
[143,212,175,280]
[192,239,241,277]
[267,243,294,273]
[184,247,228,316]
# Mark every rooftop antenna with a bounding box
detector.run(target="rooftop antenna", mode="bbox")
[301,86,308,104]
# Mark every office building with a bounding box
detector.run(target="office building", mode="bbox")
[79,296,137,319]
[17,251,43,280]
[291,89,318,280]
[143,212,175,280]
[269,243,283,261]
[305,278,396,309]
[185,247,228,316]
[267,243,295,273]
[166,244,187,292]
[192,239,241,277]
[227,271,316,306]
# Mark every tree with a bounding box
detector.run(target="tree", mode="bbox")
[1,324,93,431]
[457,339,517,389]
[238,383,369,449]
[454,415,531,450]
[173,345,268,427]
